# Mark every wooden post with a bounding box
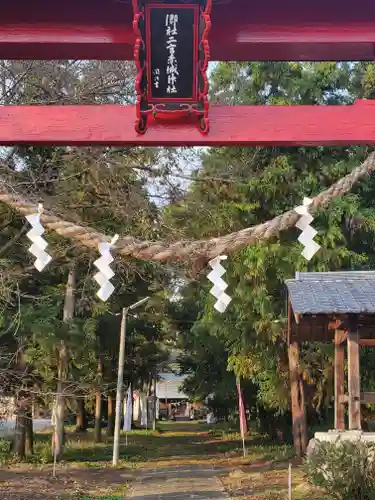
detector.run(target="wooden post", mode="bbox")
[334,329,346,430]
[348,315,361,430]
[298,375,308,453]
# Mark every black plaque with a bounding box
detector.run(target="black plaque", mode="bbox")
[146,5,198,102]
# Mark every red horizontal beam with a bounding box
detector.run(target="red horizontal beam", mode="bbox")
[1,22,375,61]
[1,101,375,147]
[3,0,375,61]
[0,24,132,61]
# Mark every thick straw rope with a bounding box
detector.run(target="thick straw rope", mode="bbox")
[0,154,374,263]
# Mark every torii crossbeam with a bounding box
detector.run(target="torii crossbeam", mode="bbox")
[3,0,375,61]
[1,101,375,146]
[2,0,375,146]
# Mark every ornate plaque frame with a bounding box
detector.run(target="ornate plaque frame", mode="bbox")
[133,0,212,135]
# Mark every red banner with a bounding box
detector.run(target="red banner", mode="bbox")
[237,382,248,437]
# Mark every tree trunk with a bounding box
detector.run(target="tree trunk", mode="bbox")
[14,410,26,458]
[32,400,41,419]
[75,397,87,432]
[147,376,153,397]
[153,372,157,431]
[94,357,103,443]
[13,341,27,459]
[94,391,102,442]
[25,409,34,455]
[107,392,115,437]
[53,342,68,458]
[52,267,76,459]
[288,341,308,457]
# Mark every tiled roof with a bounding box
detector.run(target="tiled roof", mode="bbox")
[295,271,375,281]
[286,271,375,315]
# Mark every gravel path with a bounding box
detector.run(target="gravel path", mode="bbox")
[129,463,229,500]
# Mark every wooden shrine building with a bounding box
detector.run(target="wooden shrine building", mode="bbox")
[286,271,375,456]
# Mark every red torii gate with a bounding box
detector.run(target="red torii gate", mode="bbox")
[2,0,375,146]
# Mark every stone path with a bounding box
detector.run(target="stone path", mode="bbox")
[129,464,230,500]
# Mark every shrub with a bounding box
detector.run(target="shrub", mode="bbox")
[305,440,375,500]
[0,438,12,466]
[0,438,11,454]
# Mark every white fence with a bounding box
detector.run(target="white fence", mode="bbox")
[0,418,53,438]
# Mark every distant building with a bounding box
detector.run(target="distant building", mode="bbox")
[132,352,191,423]
[0,396,52,438]
[156,364,189,419]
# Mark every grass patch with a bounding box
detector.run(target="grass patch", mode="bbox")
[0,421,330,500]
[222,463,334,500]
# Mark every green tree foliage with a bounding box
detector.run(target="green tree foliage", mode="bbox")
[166,62,375,429]
[3,58,375,460]
[0,61,171,457]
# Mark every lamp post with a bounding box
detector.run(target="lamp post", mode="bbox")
[112,296,149,466]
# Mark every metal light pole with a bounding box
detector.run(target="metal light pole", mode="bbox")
[112,296,149,466]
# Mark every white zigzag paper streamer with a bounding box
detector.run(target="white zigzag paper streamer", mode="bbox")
[93,235,119,302]
[26,204,52,272]
[207,255,232,313]
[294,197,321,261]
